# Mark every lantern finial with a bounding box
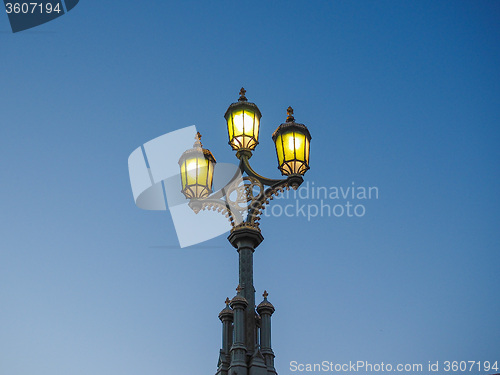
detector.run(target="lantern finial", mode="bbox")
[238,87,247,102]
[286,106,294,122]
[225,297,230,305]
[194,132,202,147]
[263,290,268,299]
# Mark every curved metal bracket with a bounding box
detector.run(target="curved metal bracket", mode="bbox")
[239,155,284,187]
[188,151,305,231]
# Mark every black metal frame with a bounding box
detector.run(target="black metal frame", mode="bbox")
[183,91,309,232]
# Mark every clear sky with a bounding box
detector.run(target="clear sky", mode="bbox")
[1,1,499,374]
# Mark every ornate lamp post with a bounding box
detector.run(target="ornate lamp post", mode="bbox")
[179,88,311,375]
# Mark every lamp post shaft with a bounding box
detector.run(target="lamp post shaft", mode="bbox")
[238,239,256,352]
[227,228,265,365]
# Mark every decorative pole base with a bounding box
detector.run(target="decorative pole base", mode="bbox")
[214,227,276,375]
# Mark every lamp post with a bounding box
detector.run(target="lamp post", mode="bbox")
[179,88,311,375]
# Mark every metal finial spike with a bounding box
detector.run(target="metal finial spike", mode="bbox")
[236,284,243,293]
[286,106,295,122]
[263,290,269,298]
[238,87,247,101]
[193,132,202,147]
[225,297,230,305]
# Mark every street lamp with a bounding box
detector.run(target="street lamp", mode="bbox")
[179,88,311,375]
[225,88,262,151]
[272,106,311,176]
[178,132,217,199]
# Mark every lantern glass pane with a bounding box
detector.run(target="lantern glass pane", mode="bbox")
[275,133,285,167]
[232,110,245,136]
[227,115,234,142]
[305,137,310,164]
[180,162,187,189]
[198,157,210,185]
[199,160,210,185]
[292,131,306,162]
[252,112,260,139]
[207,160,215,188]
[185,157,197,186]
[227,107,260,150]
[282,132,296,161]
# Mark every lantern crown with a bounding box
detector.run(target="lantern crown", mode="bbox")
[272,109,312,142]
[224,89,262,121]
[178,132,216,164]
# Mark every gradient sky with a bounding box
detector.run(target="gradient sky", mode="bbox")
[1,1,499,375]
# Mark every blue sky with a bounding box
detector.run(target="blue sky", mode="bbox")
[1,1,499,374]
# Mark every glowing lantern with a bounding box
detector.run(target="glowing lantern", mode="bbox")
[178,132,216,199]
[272,107,311,176]
[225,87,262,151]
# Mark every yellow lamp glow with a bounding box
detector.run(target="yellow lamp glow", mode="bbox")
[178,133,216,199]
[225,88,262,151]
[272,107,311,176]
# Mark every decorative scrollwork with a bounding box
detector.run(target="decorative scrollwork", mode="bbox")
[225,176,264,210]
[187,155,304,232]
[246,180,298,227]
